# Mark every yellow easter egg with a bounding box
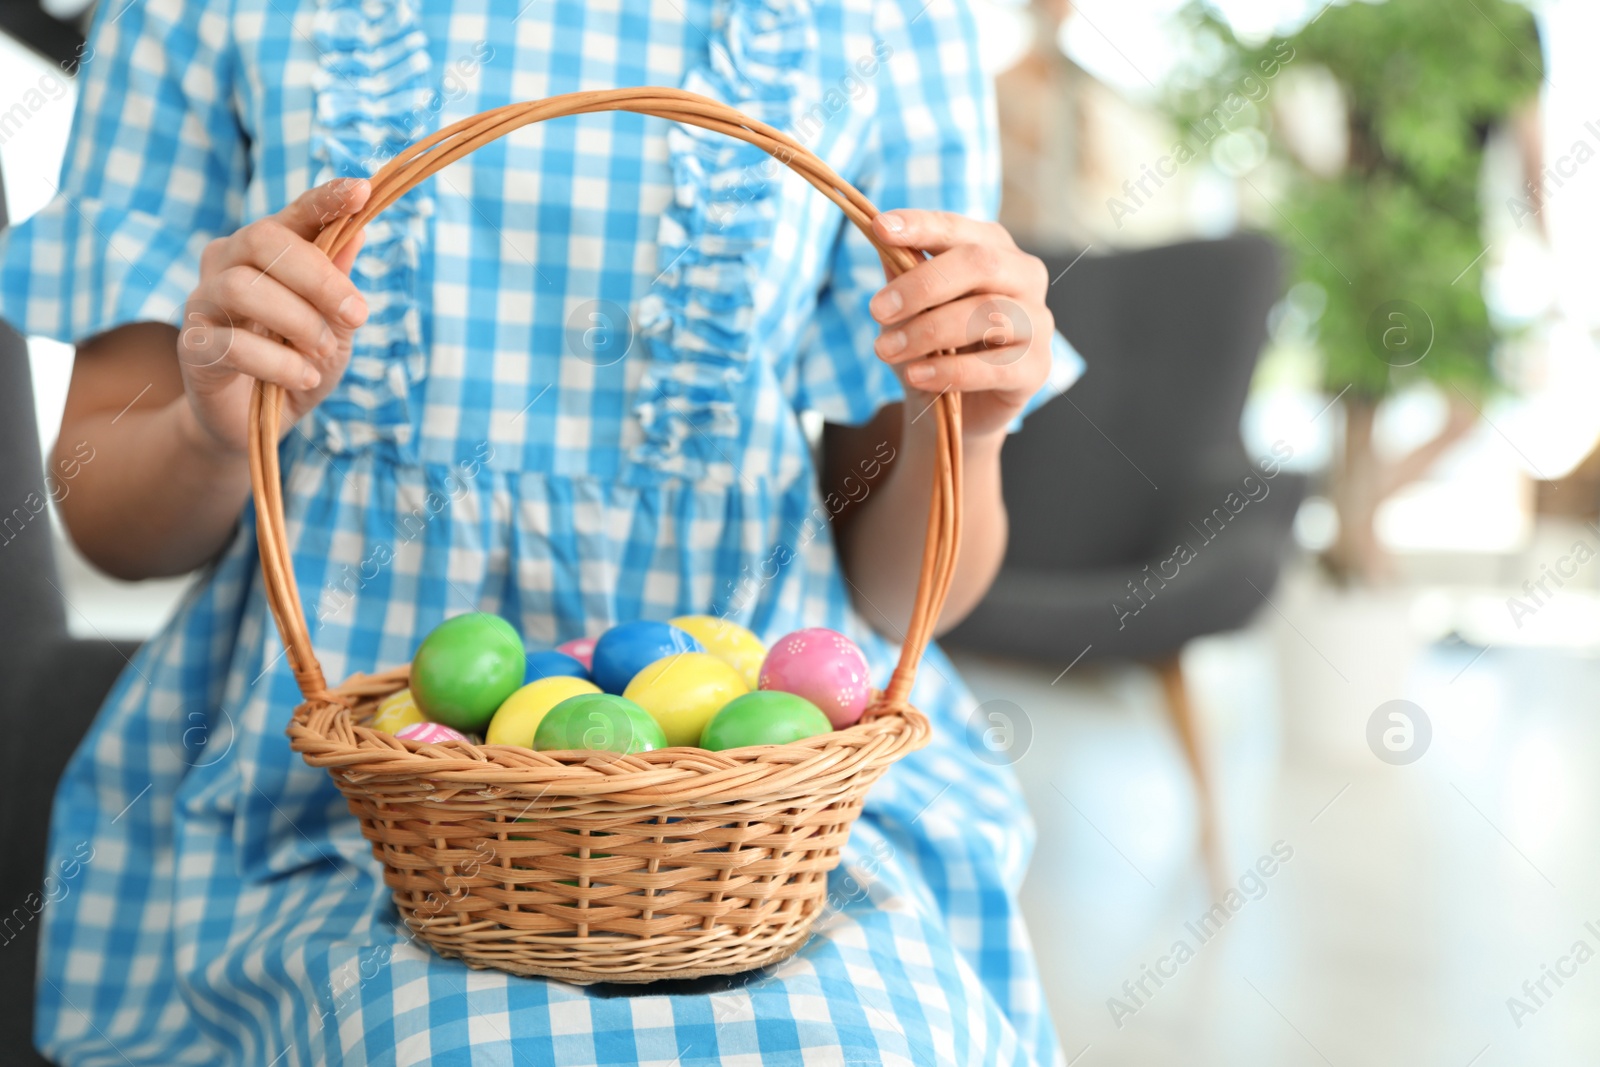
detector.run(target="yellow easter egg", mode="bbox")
[622,652,749,747]
[370,688,427,734]
[486,676,602,748]
[669,615,767,689]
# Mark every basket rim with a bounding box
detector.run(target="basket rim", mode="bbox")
[286,665,931,799]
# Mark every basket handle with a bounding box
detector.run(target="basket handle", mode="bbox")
[248,87,962,714]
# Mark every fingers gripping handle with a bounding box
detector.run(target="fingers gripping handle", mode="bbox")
[247,87,963,710]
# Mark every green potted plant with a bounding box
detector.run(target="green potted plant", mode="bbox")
[1168,0,1543,584]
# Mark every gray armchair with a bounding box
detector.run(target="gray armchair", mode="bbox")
[946,234,1305,883]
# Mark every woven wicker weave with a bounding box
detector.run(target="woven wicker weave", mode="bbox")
[252,87,963,984]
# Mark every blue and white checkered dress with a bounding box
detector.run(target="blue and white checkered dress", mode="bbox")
[4,0,1082,1063]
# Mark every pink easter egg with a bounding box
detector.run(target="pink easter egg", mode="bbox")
[395,721,470,744]
[758,627,872,729]
[555,636,597,671]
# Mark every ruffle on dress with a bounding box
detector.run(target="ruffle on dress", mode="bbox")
[308,0,436,456]
[631,0,820,480]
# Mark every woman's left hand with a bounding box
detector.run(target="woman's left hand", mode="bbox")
[868,209,1054,439]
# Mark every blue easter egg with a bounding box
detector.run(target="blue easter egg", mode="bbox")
[523,649,591,685]
[590,621,704,694]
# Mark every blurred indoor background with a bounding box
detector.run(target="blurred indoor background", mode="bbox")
[4,0,1599,1064]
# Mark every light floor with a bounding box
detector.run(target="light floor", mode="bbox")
[953,624,1600,1067]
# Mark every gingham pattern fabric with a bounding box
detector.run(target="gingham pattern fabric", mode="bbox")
[4,1,1083,1064]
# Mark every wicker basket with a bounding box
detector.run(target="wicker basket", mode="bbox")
[254,88,963,984]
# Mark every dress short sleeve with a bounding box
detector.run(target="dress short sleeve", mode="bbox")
[0,0,247,343]
[789,0,1084,428]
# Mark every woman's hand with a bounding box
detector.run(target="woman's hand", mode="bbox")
[177,178,372,454]
[868,210,1053,439]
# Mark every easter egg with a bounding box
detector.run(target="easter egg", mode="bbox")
[395,721,470,744]
[669,615,767,689]
[590,620,704,694]
[410,613,525,732]
[623,652,749,747]
[555,636,597,671]
[758,627,873,729]
[700,690,833,751]
[486,676,602,748]
[369,688,427,734]
[533,693,667,754]
[523,649,590,685]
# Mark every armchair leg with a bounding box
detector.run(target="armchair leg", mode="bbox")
[1153,652,1226,897]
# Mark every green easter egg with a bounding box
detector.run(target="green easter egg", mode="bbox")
[410,613,525,732]
[533,693,668,754]
[700,690,833,751]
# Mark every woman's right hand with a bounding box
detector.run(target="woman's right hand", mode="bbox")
[176,178,372,455]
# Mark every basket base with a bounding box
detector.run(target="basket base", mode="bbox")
[448,934,810,985]
[403,899,818,984]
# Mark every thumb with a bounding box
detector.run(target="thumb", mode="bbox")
[276,177,371,241]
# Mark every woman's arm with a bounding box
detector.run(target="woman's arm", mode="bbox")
[55,323,248,579]
[825,400,1009,636]
[827,209,1053,636]
[52,179,371,580]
